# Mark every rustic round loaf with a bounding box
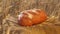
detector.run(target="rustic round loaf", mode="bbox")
[18,9,47,26]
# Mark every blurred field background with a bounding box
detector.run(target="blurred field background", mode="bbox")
[0,0,60,34]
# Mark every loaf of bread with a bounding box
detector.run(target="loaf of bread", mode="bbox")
[18,9,47,26]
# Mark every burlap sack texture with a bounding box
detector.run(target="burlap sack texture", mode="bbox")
[0,0,60,34]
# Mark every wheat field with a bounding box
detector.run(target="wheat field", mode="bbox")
[0,0,60,34]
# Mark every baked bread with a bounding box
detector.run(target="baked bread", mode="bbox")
[18,9,47,26]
